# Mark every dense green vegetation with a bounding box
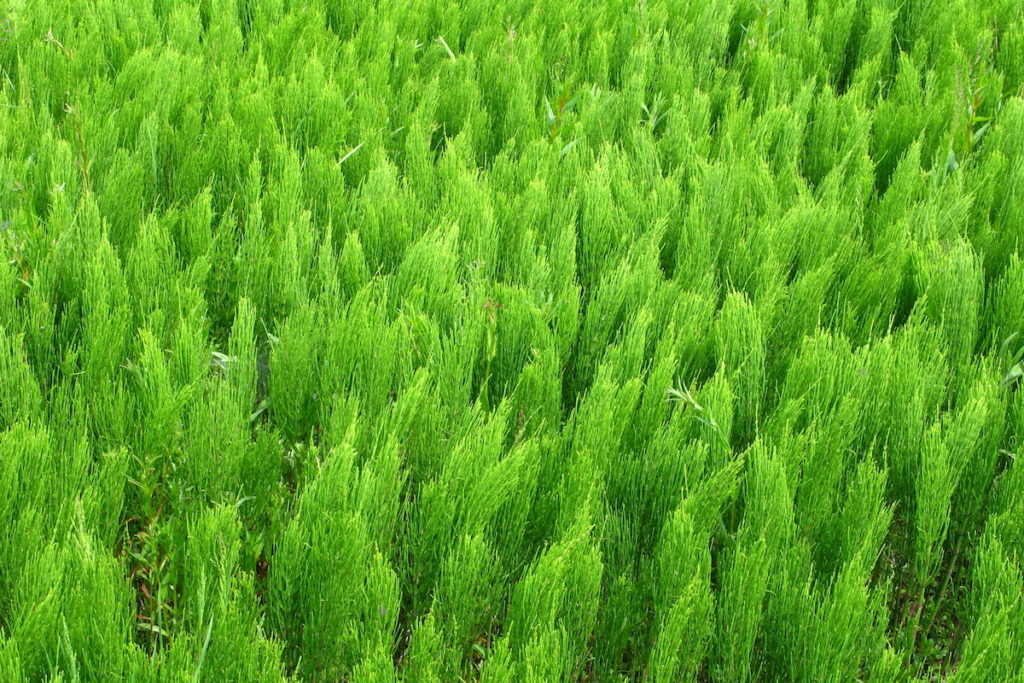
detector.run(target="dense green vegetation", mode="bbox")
[1,0,1023,679]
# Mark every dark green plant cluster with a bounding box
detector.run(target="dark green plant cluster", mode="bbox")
[1,0,1023,680]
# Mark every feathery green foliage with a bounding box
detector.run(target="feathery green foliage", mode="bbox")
[1,0,1023,679]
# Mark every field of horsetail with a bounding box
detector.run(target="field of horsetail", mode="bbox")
[1,0,1023,680]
